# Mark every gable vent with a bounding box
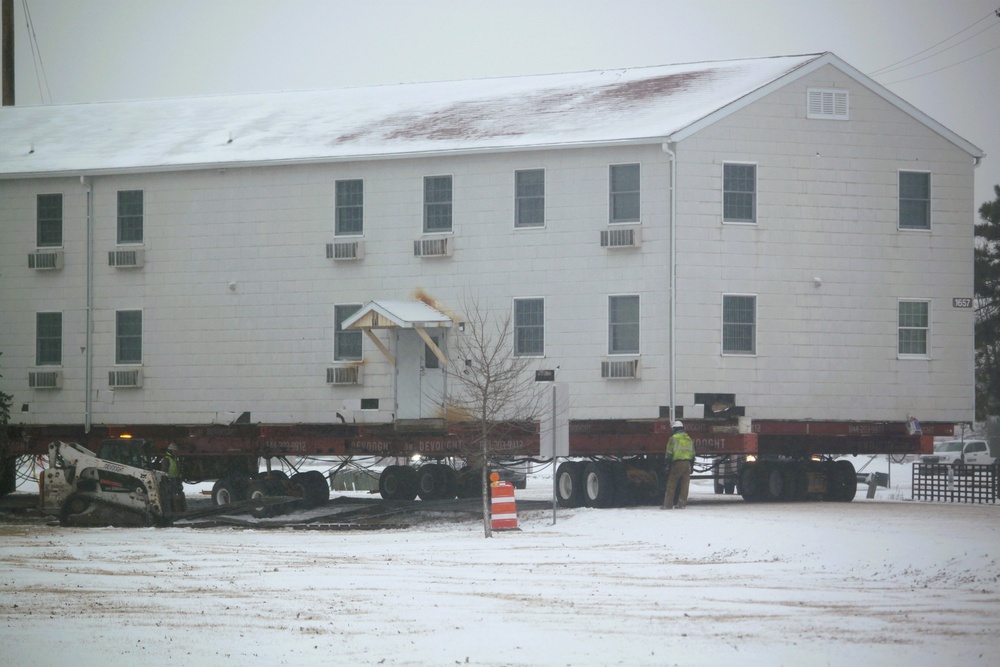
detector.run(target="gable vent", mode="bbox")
[28,250,64,270]
[414,237,452,258]
[109,368,143,388]
[601,359,639,379]
[601,226,641,249]
[29,370,63,389]
[807,89,848,120]
[108,248,145,268]
[327,366,361,385]
[326,240,364,261]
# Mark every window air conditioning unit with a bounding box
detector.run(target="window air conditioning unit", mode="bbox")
[108,248,145,268]
[327,366,361,385]
[29,370,63,389]
[413,237,452,258]
[326,240,364,261]
[28,250,64,270]
[601,359,639,379]
[109,368,143,388]
[600,226,641,249]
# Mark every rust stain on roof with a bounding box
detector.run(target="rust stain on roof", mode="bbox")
[336,67,721,145]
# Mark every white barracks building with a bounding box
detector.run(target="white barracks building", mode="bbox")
[0,53,984,434]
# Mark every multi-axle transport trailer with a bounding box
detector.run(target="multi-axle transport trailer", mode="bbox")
[2,415,944,517]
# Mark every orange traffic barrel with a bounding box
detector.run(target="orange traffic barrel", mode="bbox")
[490,481,518,530]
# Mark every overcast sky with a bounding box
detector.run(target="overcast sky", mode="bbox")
[4,0,998,208]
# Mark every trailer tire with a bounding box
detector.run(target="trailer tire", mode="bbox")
[212,476,248,505]
[556,461,584,508]
[417,464,454,501]
[380,465,419,501]
[828,460,858,502]
[291,470,329,506]
[0,457,16,496]
[739,463,763,502]
[583,461,617,508]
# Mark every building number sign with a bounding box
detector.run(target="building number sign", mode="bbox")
[952,298,973,308]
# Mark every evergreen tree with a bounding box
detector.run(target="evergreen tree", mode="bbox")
[974,185,1000,419]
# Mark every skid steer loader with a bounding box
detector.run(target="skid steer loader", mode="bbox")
[40,439,185,527]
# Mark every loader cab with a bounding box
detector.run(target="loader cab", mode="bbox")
[96,438,158,471]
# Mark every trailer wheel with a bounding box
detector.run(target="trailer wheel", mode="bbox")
[583,462,617,508]
[417,464,454,501]
[0,457,16,496]
[828,460,858,502]
[211,476,248,505]
[379,465,407,500]
[739,463,763,502]
[291,471,329,506]
[556,461,584,508]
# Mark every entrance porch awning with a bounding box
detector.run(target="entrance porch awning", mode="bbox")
[341,300,452,366]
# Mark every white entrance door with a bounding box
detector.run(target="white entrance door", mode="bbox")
[395,330,446,420]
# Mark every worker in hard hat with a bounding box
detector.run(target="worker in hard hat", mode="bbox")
[161,443,186,513]
[662,421,695,509]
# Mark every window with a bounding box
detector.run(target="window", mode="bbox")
[898,300,929,356]
[335,179,364,236]
[723,295,756,354]
[723,164,756,223]
[36,312,62,366]
[334,304,363,361]
[117,190,143,243]
[515,169,545,228]
[115,310,142,364]
[514,298,544,357]
[608,295,640,354]
[37,194,63,247]
[899,172,930,230]
[424,335,441,369]
[424,175,452,232]
[609,164,640,223]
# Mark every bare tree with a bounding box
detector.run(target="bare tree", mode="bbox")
[446,298,545,537]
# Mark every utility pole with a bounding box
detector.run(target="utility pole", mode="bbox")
[2,0,13,106]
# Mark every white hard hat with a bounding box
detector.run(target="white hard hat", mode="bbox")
[672,420,684,429]
[167,443,179,452]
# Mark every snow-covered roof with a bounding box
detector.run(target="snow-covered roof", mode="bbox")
[0,52,982,178]
[343,301,453,331]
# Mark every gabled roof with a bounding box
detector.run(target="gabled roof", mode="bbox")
[343,300,452,331]
[0,52,981,178]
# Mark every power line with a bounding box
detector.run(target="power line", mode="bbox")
[867,7,998,77]
[880,42,1000,85]
[21,0,50,104]
[873,20,999,77]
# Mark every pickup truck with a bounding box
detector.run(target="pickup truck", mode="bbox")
[920,439,996,467]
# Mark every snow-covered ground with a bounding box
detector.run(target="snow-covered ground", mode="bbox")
[2,457,998,667]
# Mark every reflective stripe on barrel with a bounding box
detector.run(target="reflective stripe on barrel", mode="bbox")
[490,481,518,530]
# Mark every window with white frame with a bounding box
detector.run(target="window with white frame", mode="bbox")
[722,295,756,355]
[515,169,544,228]
[117,190,143,244]
[37,194,63,247]
[36,312,62,366]
[723,163,756,223]
[514,298,544,356]
[899,171,930,230]
[898,300,929,356]
[335,179,364,235]
[609,164,640,223]
[424,175,453,232]
[115,310,142,364]
[608,295,640,354]
[334,304,363,361]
